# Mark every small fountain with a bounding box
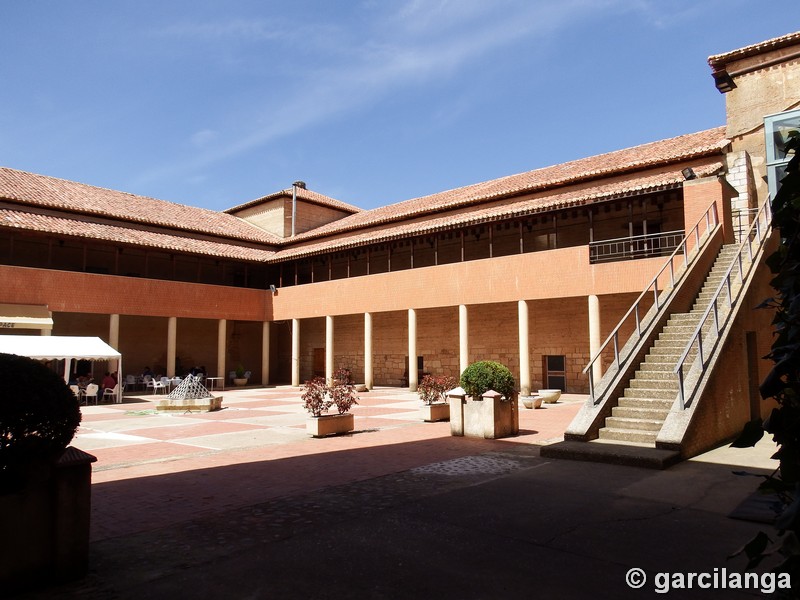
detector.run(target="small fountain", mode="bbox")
[156,374,223,412]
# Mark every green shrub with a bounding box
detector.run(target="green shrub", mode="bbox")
[460,361,516,400]
[0,353,82,493]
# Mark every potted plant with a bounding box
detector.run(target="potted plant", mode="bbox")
[0,352,95,593]
[449,360,519,439]
[418,374,457,422]
[303,368,359,437]
[233,364,249,386]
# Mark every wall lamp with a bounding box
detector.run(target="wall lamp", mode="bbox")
[681,167,697,181]
[269,284,277,295]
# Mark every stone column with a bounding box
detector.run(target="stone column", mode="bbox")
[408,308,418,391]
[364,312,373,390]
[518,300,530,396]
[108,314,120,373]
[588,295,602,384]
[167,316,177,377]
[262,321,270,386]
[217,319,226,380]
[292,318,301,387]
[326,315,334,384]
[459,304,469,376]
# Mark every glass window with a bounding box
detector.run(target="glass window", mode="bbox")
[765,109,800,197]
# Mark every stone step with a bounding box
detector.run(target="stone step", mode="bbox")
[540,441,681,469]
[632,368,677,381]
[658,330,696,341]
[605,416,663,431]
[612,405,671,420]
[638,361,683,372]
[667,313,702,324]
[598,427,658,444]
[652,338,687,349]
[621,389,677,402]
[629,378,677,390]
[619,396,675,410]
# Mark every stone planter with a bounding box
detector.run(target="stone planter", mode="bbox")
[421,402,450,422]
[538,389,561,404]
[448,388,519,439]
[0,447,96,594]
[521,395,543,409]
[233,378,248,386]
[307,413,355,437]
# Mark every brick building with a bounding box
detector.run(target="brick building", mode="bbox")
[1,31,799,456]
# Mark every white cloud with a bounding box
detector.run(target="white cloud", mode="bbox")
[136,0,629,186]
[190,129,218,147]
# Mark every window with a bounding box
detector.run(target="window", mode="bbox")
[765,109,800,198]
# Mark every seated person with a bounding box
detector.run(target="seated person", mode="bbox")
[101,371,116,391]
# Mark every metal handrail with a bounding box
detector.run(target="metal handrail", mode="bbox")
[674,199,773,409]
[583,200,720,404]
[589,229,684,264]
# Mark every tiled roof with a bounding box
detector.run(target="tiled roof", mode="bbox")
[284,128,729,245]
[270,160,725,261]
[708,31,800,70]
[0,208,276,261]
[0,167,282,246]
[225,186,361,215]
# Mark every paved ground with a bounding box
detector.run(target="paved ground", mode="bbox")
[14,387,785,599]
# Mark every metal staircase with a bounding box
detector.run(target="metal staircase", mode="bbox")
[597,244,740,445]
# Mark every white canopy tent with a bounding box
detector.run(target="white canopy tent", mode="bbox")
[0,303,53,331]
[0,335,123,402]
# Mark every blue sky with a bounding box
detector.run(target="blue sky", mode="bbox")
[1,1,797,211]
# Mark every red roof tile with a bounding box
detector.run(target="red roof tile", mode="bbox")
[0,167,282,246]
[272,160,725,261]
[0,208,275,261]
[284,128,728,244]
[225,186,361,215]
[708,31,800,70]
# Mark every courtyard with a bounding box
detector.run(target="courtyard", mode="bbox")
[14,386,783,599]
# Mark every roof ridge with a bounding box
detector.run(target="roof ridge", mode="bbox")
[0,166,282,246]
[708,30,800,68]
[281,127,728,245]
[224,186,362,215]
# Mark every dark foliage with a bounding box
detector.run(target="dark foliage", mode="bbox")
[0,353,81,493]
[731,127,800,588]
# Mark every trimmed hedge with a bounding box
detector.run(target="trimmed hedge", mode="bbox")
[460,361,516,400]
[0,353,81,493]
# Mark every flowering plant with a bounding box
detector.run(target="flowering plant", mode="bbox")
[301,377,332,417]
[418,374,458,405]
[301,368,359,417]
